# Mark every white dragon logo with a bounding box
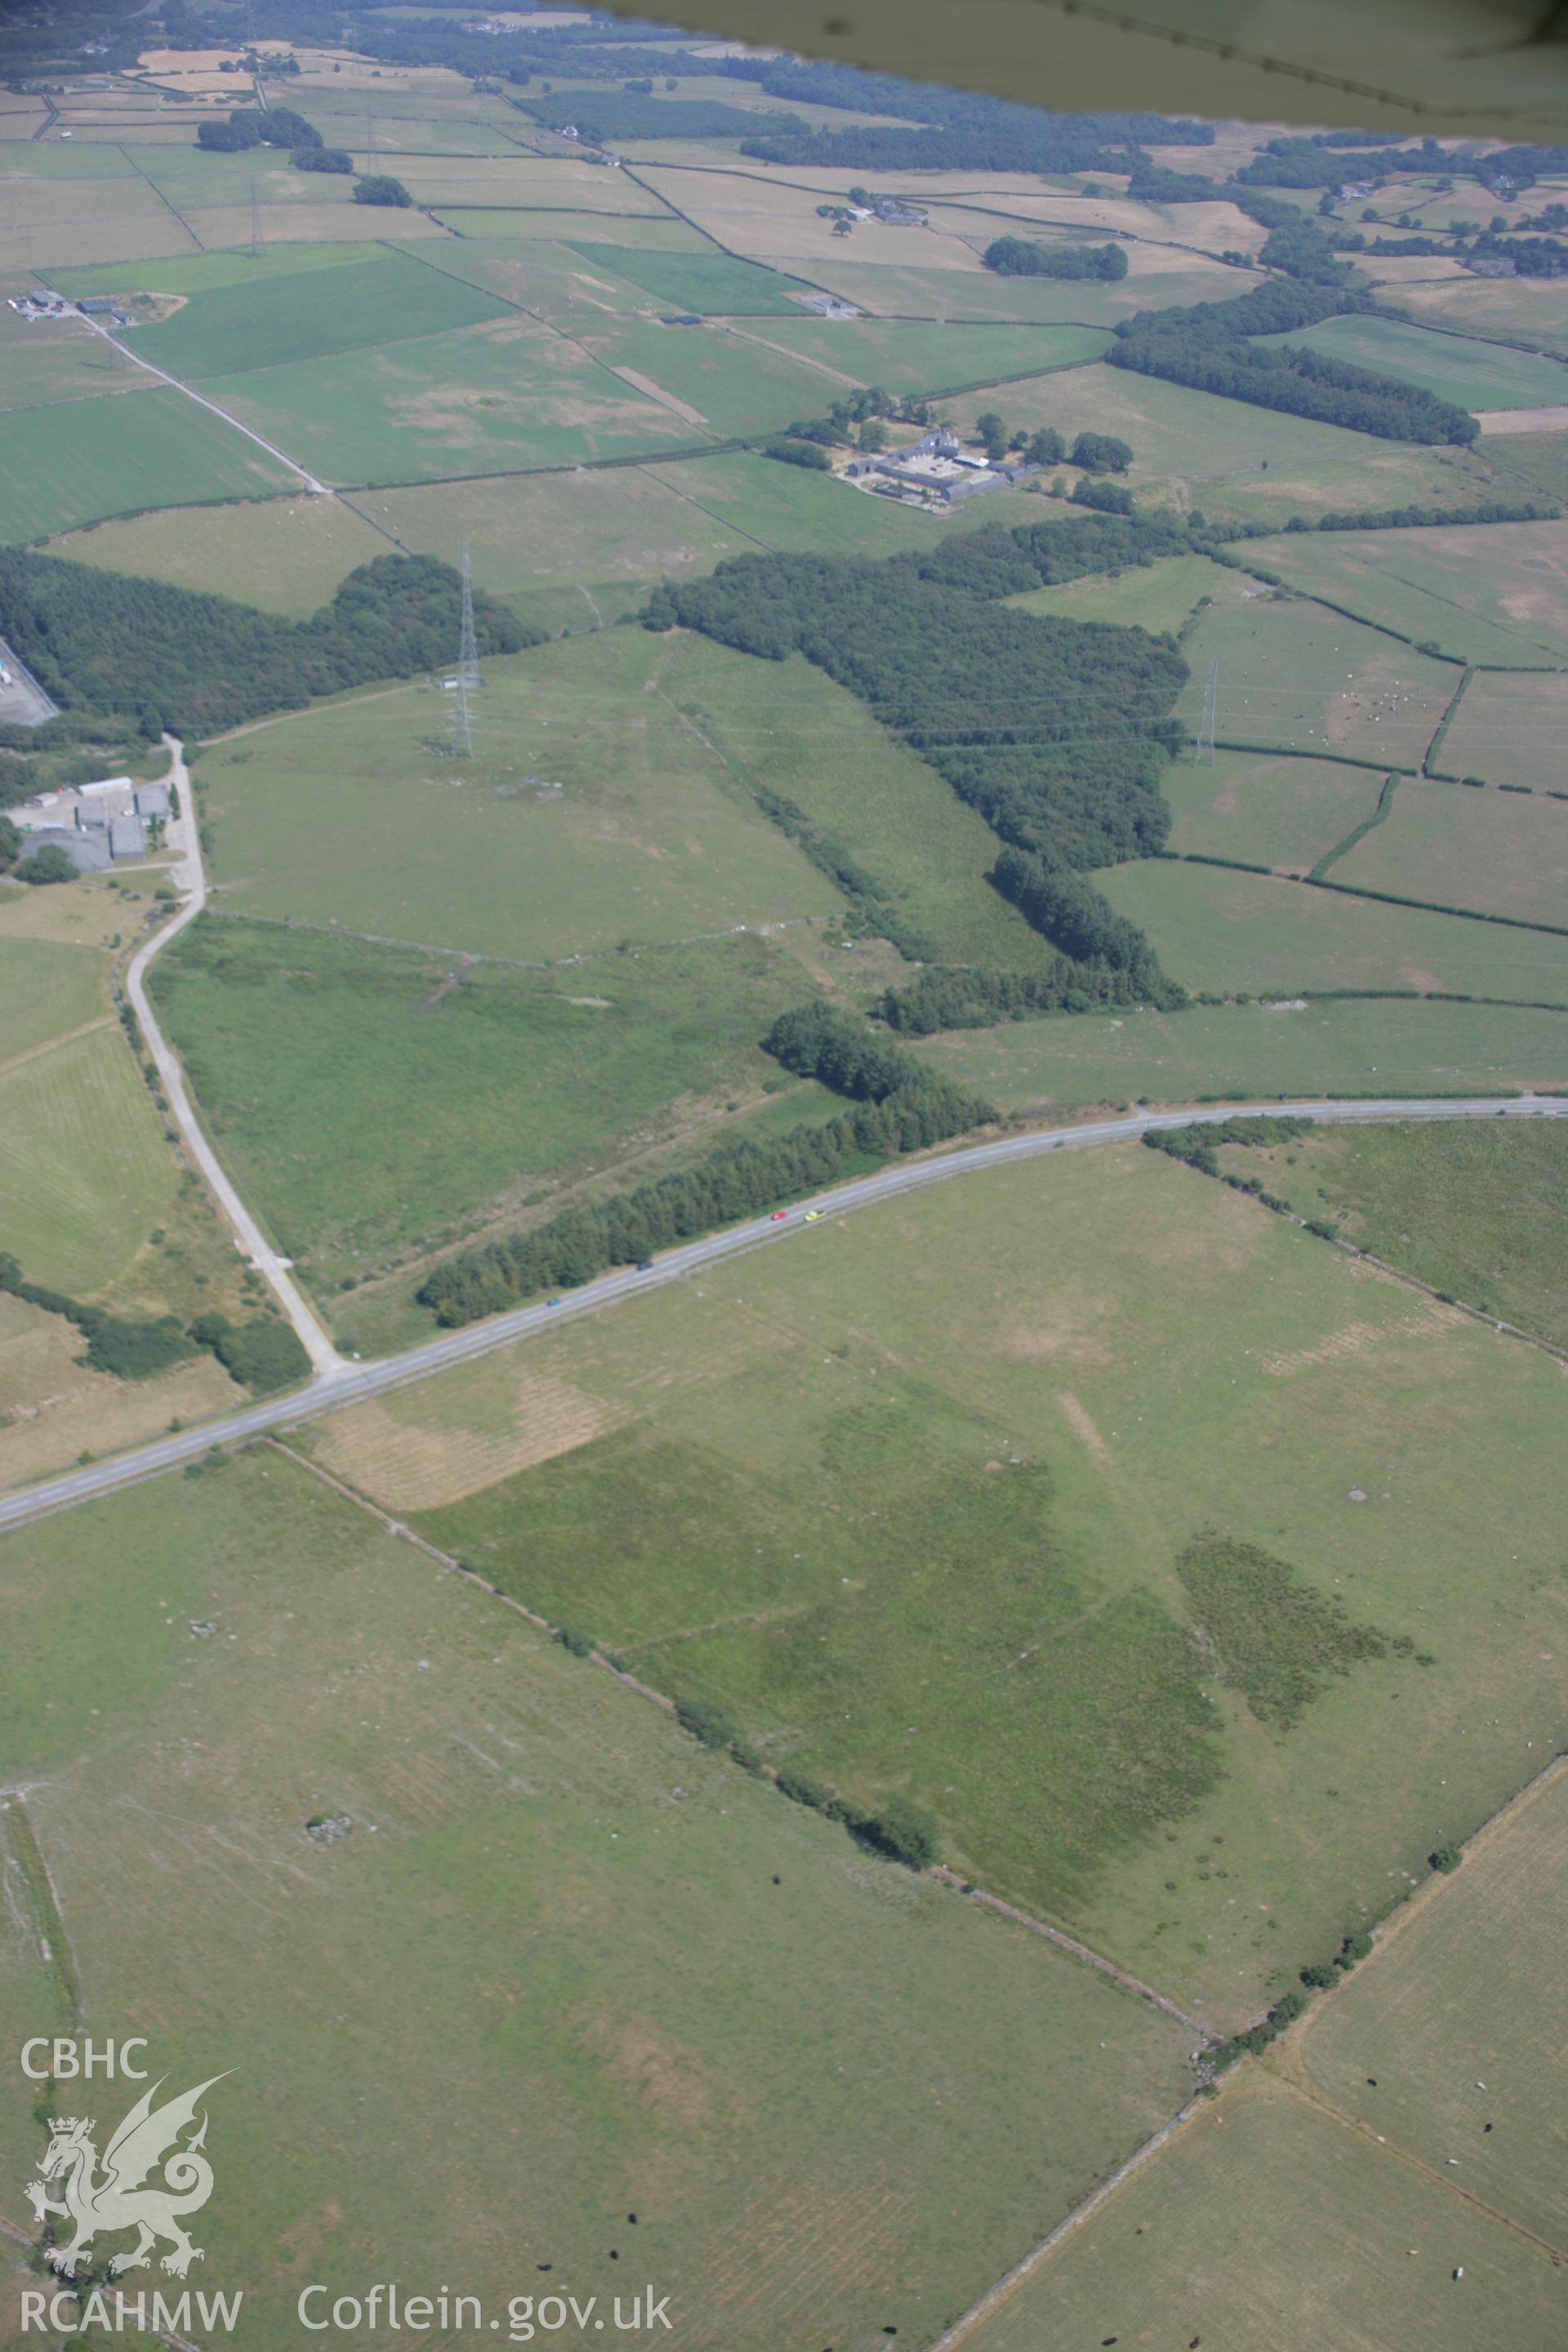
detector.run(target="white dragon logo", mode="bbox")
[25,2074,229,2280]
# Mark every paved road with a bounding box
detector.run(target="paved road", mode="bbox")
[82,318,329,494]
[125,739,345,1378]
[2,1093,1562,1535]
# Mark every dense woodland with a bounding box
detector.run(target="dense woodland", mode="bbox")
[0,551,530,739]
[880,956,1180,1035]
[989,844,1177,995]
[644,535,1187,871]
[983,238,1128,280]
[1110,281,1478,443]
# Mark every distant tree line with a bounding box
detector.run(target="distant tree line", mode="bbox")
[0,550,532,737]
[517,90,805,142]
[416,1079,991,1327]
[737,104,1211,176]
[982,237,1128,280]
[1463,229,1568,278]
[1109,280,1477,444]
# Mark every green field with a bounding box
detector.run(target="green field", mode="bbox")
[1335,777,1568,925]
[793,252,1263,323]
[46,238,383,300]
[573,315,841,436]
[0,928,103,1065]
[911,994,1568,1105]
[318,1142,1568,2024]
[1009,549,1239,636]
[938,362,1506,526]
[639,448,1044,554]
[429,206,712,247]
[197,630,842,958]
[753,314,1111,392]
[1440,670,1568,795]
[568,240,816,314]
[666,633,1062,967]
[0,1449,1196,2352]
[1178,593,1459,765]
[1255,313,1568,412]
[1099,859,1568,1000]
[0,302,139,413]
[194,311,710,487]
[1385,270,1568,359]
[124,250,510,380]
[50,492,391,613]
[1298,1763,1568,2250]
[347,464,750,636]
[961,2073,1566,2352]
[1162,747,1383,872]
[0,382,296,541]
[1243,521,1568,668]
[0,1006,179,1298]
[151,917,835,1294]
[1219,1118,1568,1348]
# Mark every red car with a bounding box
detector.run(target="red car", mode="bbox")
[771,1209,789,1220]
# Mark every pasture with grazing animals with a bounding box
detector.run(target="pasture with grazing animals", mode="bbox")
[958,2070,1565,2352]
[1296,1761,1568,2250]
[0,1449,1196,2352]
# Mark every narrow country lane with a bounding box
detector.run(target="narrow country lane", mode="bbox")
[126,737,345,1379]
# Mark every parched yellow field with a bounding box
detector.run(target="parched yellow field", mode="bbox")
[310,1362,626,1508]
[0,1290,236,1492]
[634,163,990,267]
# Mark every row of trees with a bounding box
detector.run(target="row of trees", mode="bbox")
[990,844,1177,996]
[1110,281,1477,445]
[0,1254,305,1391]
[643,532,1188,871]
[879,956,1180,1034]
[416,1083,991,1327]
[982,238,1128,281]
[0,550,532,737]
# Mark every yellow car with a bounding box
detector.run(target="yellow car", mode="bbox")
[804,1210,823,1223]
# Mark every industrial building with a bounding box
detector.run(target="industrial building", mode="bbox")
[14,774,167,867]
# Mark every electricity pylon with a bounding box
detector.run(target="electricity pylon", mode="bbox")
[1196,657,1218,763]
